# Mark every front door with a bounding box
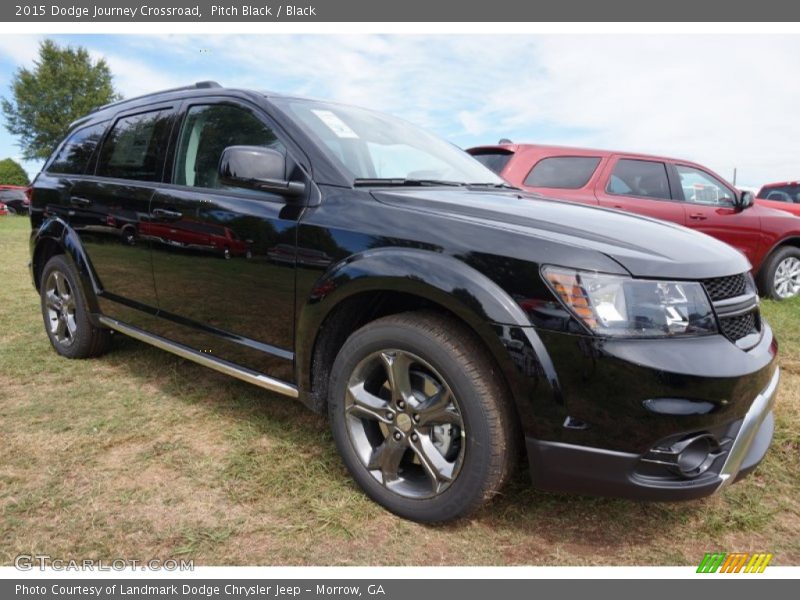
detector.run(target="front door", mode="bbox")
[672,164,763,266]
[148,101,302,380]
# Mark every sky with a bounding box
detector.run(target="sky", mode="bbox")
[0,33,798,189]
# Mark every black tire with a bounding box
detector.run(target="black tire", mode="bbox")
[40,254,111,359]
[757,246,800,300]
[328,311,517,522]
[121,225,137,246]
[7,206,16,215]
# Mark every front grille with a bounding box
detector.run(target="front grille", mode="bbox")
[702,274,748,301]
[702,273,761,346]
[719,311,759,342]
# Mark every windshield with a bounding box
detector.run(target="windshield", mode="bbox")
[276,98,504,186]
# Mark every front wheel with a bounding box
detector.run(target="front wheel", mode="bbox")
[759,246,800,300]
[328,311,517,522]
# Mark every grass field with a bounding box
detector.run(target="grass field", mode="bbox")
[1,214,798,566]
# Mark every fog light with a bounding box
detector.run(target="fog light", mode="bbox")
[640,433,723,479]
[672,434,720,479]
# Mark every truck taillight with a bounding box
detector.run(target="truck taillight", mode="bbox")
[24,186,32,205]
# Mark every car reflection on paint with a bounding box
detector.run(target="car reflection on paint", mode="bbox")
[267,244,333,269]
[140,219,252,259]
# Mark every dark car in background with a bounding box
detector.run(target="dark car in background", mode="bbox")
[28,83,779,522]
[0,185,30,215]
[468,143,800,300]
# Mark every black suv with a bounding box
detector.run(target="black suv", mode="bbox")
[29,82,779,522]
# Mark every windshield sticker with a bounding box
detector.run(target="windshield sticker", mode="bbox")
[311,109,359,139]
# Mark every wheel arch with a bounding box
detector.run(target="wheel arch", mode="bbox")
[31,216,102,314]
[758,236,800,274]
[296,248,560,431]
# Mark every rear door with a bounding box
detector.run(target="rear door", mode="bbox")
[672,163,763,265]
[64,105,178,327]
[595,156,686,225]
[147,98,305,379]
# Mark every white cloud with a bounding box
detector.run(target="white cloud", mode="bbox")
[0,34,42,67]
[2,34,800,187]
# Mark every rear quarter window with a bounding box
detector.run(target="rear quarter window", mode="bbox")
[524,156,601,189]
[469,151,514,175]
[47,122,108,175]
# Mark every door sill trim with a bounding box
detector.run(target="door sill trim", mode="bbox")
[98,315,299,399]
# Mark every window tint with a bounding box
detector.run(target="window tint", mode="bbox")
[470,151,513,175]
[96,110,173,182]
[758,184,800,203]
[174,104,284,189]
[48,122,107,174]
[524,156,601,189]
[607,159,671,200]
[0,189,26,200]
[676,165,735,206]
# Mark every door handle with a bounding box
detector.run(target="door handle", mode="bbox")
[152,208,183,220]
[70,196,92,207]
[689,212,708,221]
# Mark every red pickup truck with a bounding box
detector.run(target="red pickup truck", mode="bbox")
[757,181,800,217]
[468,143,800,299]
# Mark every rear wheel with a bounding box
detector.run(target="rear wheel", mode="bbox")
[40,255,111,358]
[328,311,517,522]
[759,246,800,300]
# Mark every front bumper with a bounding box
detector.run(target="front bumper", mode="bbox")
[527,366,779,501]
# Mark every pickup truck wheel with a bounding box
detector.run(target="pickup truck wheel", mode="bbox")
[759,246,800,300]
[328,311,516,522]
[40,255,111,359]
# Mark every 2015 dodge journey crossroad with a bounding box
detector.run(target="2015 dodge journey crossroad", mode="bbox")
[29,82,779,522]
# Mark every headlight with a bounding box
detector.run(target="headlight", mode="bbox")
[543,266,717,337]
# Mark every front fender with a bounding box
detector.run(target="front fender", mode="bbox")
[30,216,102,314]
[296,248,562,434]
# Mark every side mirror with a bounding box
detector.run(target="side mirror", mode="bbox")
[218,146,305,198]
[737,190,755,210]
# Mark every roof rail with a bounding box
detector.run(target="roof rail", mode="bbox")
[92,81,222,113]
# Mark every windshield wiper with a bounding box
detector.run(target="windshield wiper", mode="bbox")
[353,178,466,187]
[466,182,520,190]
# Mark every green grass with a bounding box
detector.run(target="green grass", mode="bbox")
[1,214,799,565]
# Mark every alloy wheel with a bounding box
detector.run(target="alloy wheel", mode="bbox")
[44,270,78,346]
[344,349,465,499]
[774,256,800,299]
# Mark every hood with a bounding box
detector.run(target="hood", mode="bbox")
[372,188,751,279]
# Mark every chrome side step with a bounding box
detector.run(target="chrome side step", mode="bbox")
[98,316,299,399]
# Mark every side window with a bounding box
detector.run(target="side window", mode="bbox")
[48,122,107,175]
[174,104,284,189]
[96,109,173,182]
[607,159,671,200]
[524,156,601,189]
[676,165,735,206]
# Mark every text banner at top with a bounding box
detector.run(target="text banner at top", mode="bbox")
[3,1,800,22]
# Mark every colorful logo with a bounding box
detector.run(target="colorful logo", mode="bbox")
[697,552,773,573]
